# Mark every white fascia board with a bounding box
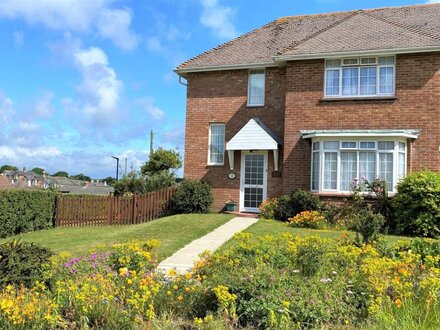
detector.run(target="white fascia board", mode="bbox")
[226,142,278,151]
[174,62,279,76]
[274,46,440,62]
[301,131,420,139]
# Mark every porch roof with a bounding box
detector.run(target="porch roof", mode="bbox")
[226,118,282,151]
[301,129,421,139]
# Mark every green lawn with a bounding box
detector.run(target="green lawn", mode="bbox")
[1,214,234,260]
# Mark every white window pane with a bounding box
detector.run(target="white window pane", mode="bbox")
[360,67,377,95]
[312,152,320,190]
[359,152,376,182]
[340,152,357,191]
[341,141,357,149]
[343,58,358,65]
[323,141,339,150]
[248,70,265,105]
[378,141,394,150]
[379,56,395,65]
[398,142,406,152]
[379,67,394,94]
[325,69,340,95]
[360,141,375,149]
[361,57,377,65]
[342,68,358,95]
[209,124,225,164]
[323,152,337,190]
[379,153,393,191]
[326,59,341,68]
[398,152,406,180]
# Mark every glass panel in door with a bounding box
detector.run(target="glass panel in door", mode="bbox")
[243,154,265,209]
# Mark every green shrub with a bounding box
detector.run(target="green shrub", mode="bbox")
[0,189,56,238]
[172,179,213,214]
[273,194,292,221]
[0,240,53,288]
[348,209,385,245]
[258,198,278,219]
[273,190,320,221]
[393,170,440,238]
[290,189,320,215]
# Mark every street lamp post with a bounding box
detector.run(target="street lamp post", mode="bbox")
[111,156,120,181]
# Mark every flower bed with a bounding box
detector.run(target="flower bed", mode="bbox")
[0,234,439,329]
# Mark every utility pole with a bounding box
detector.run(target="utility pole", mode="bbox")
[124,158,127,176]
[150,129,154,156]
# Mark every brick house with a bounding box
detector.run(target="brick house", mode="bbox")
[175,3,440,212]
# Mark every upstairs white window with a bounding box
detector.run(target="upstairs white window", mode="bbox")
[311,139,406,193]
[325,56,395,98]
[208,123,225,165]
[248,69,265,106]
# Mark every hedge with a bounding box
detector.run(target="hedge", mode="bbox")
[0,190,56,238]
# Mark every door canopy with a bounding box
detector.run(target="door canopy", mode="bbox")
[226,118,282,171]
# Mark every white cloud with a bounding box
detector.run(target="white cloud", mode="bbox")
[96,8,139,51]
[63,47,123,126]
[33,91,55,118]
[0,95,15,123]
[146,36,165,52]
[427,0,440,3]
[136,97,165,120]
[13,30,24,48]
[199,0,238,39]
[0,0,138,50]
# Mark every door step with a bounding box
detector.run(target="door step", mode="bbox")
[224,211,259,218]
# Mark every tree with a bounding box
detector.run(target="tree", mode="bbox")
[72,173,92,182]
[141,148,182,175]
[53,171,69,177]
[31,167,45,175]
[0,165,18,173]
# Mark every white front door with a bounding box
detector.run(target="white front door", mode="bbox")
[240,151,268,213]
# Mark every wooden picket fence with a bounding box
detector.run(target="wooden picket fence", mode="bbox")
[54,186,177,227]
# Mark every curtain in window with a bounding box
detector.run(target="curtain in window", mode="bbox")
[325,69,339,95]
[249,70,265,105]
[360,67,376,95]
[342,68,358,95]
[312,152,320,190]
[323,152,337,190]
[379,153,393,191]
[359,152,376,183]
[379,67,394,94]
[209,125,224,164]
[340,152,357,191]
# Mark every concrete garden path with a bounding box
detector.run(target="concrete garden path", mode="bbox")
[157,216,258,274]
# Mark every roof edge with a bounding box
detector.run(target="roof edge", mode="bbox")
[174,62,280,76]
[275,46,440,62]
[301,129,421,139]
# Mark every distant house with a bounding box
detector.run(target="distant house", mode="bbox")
[0,175,14,190]
[176,3,440,212]
[46,177,113,195]
[2,170,44,188]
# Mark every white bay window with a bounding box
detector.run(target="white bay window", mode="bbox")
[324,56,395,98]
[311,139,407,193]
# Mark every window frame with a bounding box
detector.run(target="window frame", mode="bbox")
[323,56,396,99]
[310,137,407,194]
[247,68,266,107]
[207,123,225,166]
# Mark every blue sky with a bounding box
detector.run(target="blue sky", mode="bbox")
[0,0,434,179]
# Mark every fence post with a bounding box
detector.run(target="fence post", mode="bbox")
[107,195,112,225]
[132,194,137,225]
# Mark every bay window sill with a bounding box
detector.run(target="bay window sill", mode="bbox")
[312,191,395,198]
[320,96,397,102]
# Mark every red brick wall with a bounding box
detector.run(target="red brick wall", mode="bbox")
[184,68,285,210]
[184,53,440,210]
[282,53,440,193]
